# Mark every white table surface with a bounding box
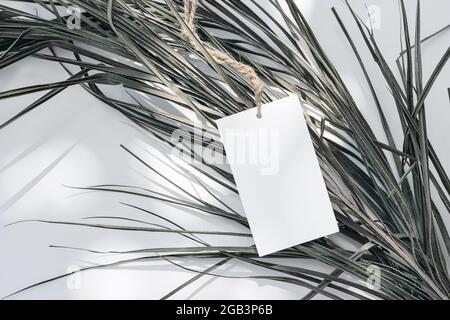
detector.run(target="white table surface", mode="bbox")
[0,0,449,299]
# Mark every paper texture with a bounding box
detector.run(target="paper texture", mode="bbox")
[216,96,338,256]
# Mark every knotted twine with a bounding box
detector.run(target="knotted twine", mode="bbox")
[181,0,265,118]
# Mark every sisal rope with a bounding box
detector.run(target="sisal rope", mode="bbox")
[181,0,265,118]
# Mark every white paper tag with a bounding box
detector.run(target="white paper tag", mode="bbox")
[216,96,339,256]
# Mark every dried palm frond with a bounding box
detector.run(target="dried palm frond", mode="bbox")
[1,0,449,299]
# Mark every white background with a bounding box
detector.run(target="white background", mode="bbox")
[0,0,449,299]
